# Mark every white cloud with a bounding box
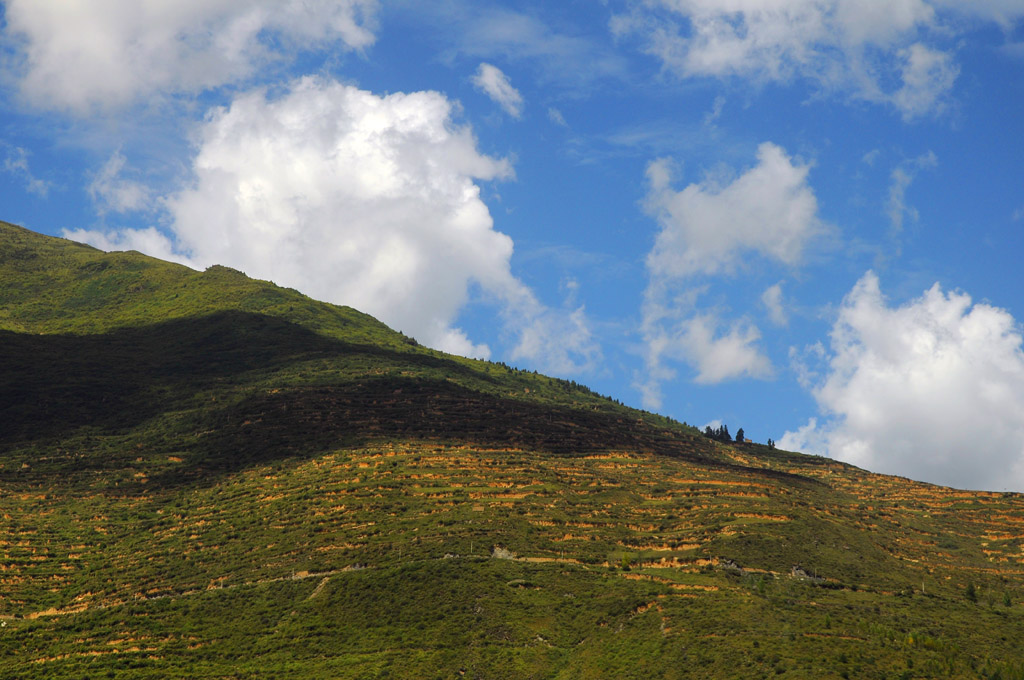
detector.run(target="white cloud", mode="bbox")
[887,150,937,233]
[62,226,191,267]
[678,314,774,384]
[471,63,524,118]
[703,95,725,127]
[789,341,827,389]
[611,0,1007,118]
[508,299,600,375]
[2,145,49,196]
[547,107,568,127]
[637,142,823,404]
[3,0,378,113]
[762,283,788,326]
[68,77,597,372]
[612,0,930,77]
[890,43,959,120]
[637,300,773,408]
[701,418,723,432]
[88,151,152,214]
[644,142,825,278]
[887,168,916,233]
[781,271,1024,491]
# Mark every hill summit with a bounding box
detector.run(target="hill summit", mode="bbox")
[2,220,1024,679]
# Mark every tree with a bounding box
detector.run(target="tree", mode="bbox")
[735,428,745,443]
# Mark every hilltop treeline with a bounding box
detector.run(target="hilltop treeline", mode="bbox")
[703,423,775,448]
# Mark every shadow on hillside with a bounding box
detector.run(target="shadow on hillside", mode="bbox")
[1,310,814,491]
[0,310,491,446]
[162,378,707,478]
[155,377,820,490]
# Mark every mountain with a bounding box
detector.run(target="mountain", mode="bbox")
[2,219,1023,679]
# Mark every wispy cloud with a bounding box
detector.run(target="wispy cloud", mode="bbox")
[547,107,567,127]
[636,288,773,408]
[471,63,524,118]
[887,150,938,235]
[88,151,153,215]
[761,283,788,326]
[408,1,628,93]
[635,142,827,405]
[703,95,725,127]
[609,0,1010,119]
[2,144,50,196]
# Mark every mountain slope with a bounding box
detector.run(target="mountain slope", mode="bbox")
[2,220,1024,679]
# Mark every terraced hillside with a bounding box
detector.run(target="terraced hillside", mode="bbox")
[2,220,1024,679]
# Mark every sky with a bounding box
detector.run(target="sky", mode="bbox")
[2,1,1024,492]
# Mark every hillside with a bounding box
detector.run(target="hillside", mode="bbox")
[2,219,1024,679]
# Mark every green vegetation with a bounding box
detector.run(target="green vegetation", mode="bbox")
[3,220,1024,678]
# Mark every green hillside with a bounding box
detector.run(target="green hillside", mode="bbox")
[2,220,1024,679]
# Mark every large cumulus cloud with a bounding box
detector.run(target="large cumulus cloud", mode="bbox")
[68,77,598,371]
[781,272,1024,491]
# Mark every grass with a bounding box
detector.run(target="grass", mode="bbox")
[3,220,1024,678]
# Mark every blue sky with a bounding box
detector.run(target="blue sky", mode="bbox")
[2,1,1024,491]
